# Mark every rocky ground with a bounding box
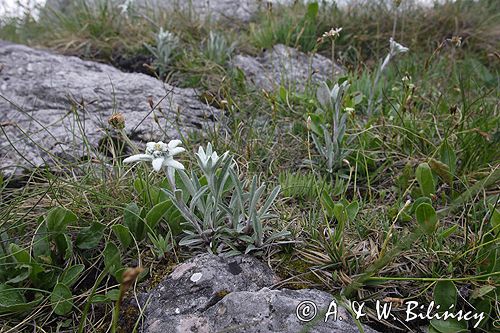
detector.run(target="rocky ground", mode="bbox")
[139,254,378,333]
[0,35,367,333]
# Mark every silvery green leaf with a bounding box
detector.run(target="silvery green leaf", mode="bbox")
[179,236,204,247]
[245,244,257,254]
[238,235,254,243]
[252,213,263,247]
[189,186,209,212]
[229,168,245,213]
[224,250,242,257]
[311,134,325,155]
[191,170,202,190]
[174,189,183,202]
[266,231,292,243]
[249,182,265,221]
[330,84,340,102]
[316,82,332,110]
[178,170,196,197]
[216,157,234,196]
[258,185,281,219]
[203,199,214,230]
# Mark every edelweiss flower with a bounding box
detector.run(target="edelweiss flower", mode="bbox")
[195,142,228,170]
[118,0,134,15]
[389,38,409,56]
[123,140,185,172]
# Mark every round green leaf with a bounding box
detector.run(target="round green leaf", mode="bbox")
[416,203,438,234]
[50,283,73,316]
[434,281,457,311]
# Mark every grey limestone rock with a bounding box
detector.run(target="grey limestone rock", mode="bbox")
[0,41,219,178]
[233,44,345,93]
[45,0,272,22]
[140,253,379,333]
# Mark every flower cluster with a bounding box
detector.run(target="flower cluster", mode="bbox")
[123,140,185,172]
[318,27,342,44]
[389,38,409,57]
[380,38,409,74]
[195,142,229,173]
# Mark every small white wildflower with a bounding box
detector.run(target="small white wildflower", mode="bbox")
[306,116,312,130]
[380,38,410,73]
[389,38,409,56]
[322,27,343,40]
[158,28,178,45]
[123,140,185,172]
[118,0,134,15]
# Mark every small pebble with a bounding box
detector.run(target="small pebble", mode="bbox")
[190,272,203,283]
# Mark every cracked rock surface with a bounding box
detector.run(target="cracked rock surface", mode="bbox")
[140,253,379,333]
[0,41,219,178]
[233,44,345,92]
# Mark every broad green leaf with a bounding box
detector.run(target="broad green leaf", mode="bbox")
[306,2,319,20]
[345,201,359,222]
[76,222,106,249]
[9,244,44,281]
[0,284,42,314]
[146,200,174,230]
[9,243,31,264]
[60,265,85,288]
[46,207,77,234]
[112,224,132,249]
[333,203,348,225]
[113,267,126,284]
[478,248,498,274]
[320,191,336,218]
[103,242,122,278]
[471,299,490,328]
[439,225,458,239]
[124,203,144,240]
[0,284,25,309]
[134,178,160,206]
[165,206,183,236]
[409,197,432,214]
[6,265,31,284]
[434,281,457,311]
[471,285,495,299]
[416,163,436,197]
[54,234,73,260]
[415,203,438,234]
[90,295,108,303]
[50,283,73,316]
[105,289,120,301]
[430,318,468,333]
[428,326,440,333]
[33,217,50,259]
